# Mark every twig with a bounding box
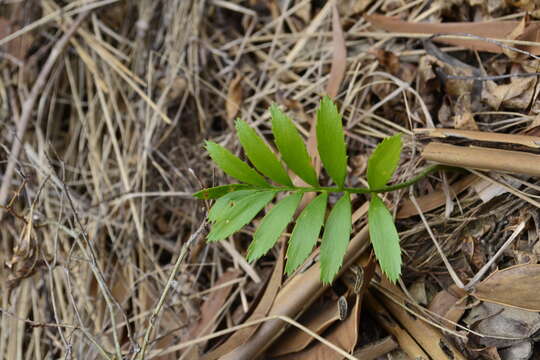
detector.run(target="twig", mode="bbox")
[138,220,207,360]
[0,11,90,218]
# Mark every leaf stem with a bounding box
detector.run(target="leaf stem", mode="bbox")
[276,164,446,194]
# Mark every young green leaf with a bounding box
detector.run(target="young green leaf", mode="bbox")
[193,184,256,200]
[247,192,303,262]
[285,192,328,275]
[368,195,401,282]
[208,190,257,223]
[205,141,268,187]
[316,96,347,188]
[367,134,402,189]
[235,119,293,186]
[207,191,275,242]
[270,105,318,186]
[320,193,352,284]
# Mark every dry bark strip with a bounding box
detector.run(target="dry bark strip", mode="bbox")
[422,142,540,177]
[415,128,540,149]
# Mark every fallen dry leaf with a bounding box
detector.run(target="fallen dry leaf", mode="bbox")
[325,5,346,99]
[268,294,343,357]
[473,264,540,311]
[428,285,467,330]
[188,269,241,338]
[276,294,361,360]
[226,73,244,121]
[202,246,284,360]
[365,14,540,54]
[464,302,540,348]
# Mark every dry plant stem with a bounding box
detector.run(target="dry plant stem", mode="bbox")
[464,221,526,291]
[138,220,207,360]
[148,314,359,360]
[273,164,444,194]
[0,12,89,218]
[62,183,124,360]
[422,142,540,177]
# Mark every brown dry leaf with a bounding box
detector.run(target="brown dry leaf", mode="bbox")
[473,264,540,311]
[484,75,537,110]
[226,73,244,121]
[268,296,342,356]
[428,285,467,330]
[371,49,400,75]
[184,269,241,359]
[202,246,284,360]
[397,174,478,219]
[453,96,478,130]
[277,294,361,360]
[325,5,346,99]
[503,15,529,60]
[365,14,540,54]
[464,302,540,348]
[462,235,487,271]
[188,269,241,338]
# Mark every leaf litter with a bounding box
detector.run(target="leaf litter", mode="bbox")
[3,0,540,359]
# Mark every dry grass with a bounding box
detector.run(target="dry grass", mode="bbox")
[1,0,540,359]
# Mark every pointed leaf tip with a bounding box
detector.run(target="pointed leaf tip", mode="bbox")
[316,96,347,188]
[235,119,292,186]
[367,134,402,189]
[205,140,268,187]
[285,192,327,275]
[320,193,352,284]
[270,105,319,186]
[368,195,401,282]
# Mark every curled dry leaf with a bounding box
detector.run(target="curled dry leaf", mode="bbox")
[275,295,361,360]
[428,285,467,330]
[473,264,540,311]
[268,294,343,357]
[226,73,244,121]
